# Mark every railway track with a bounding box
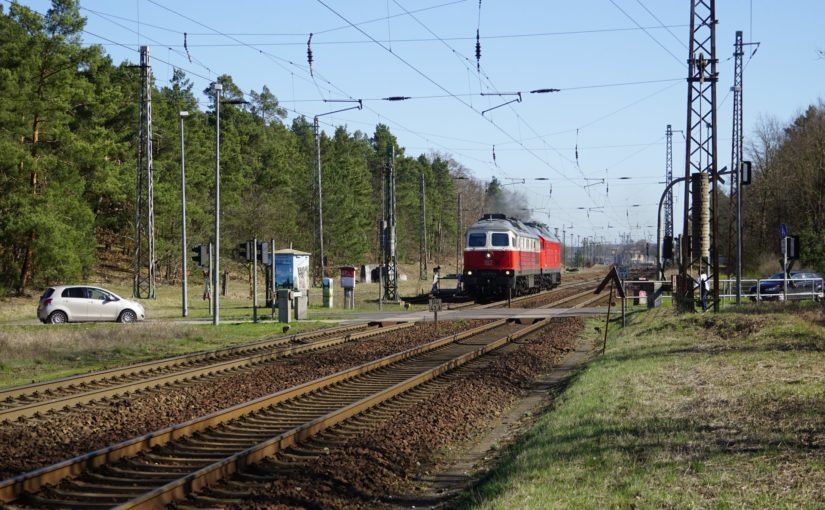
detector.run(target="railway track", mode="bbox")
[0,290,609,509]
[0,322,397,422]
[446,276,600,310]
[0,277,599,423]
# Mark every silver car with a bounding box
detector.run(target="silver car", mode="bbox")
[37,285,145,324]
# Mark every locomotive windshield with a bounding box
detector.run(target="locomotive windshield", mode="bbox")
[467,233,486,247]
[491,233,509,246]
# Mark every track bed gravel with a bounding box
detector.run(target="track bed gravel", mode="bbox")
[215,317,584,509]
[0,321,486,479]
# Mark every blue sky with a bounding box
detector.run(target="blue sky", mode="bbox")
[14,0,825,245]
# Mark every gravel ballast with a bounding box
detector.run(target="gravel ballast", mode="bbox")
[0,321,487,479]
[220,317,585,509]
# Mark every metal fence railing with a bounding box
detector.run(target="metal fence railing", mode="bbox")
[620,276,824,308]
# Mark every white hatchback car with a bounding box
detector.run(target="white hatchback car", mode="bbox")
[37,285,145,324]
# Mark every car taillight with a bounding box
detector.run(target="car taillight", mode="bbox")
[42,298,52,306]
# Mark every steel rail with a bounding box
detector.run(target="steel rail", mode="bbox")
[0,322,369,402]
[166,291,606,509]
[451,277,600,311]
[0,279,598,420]
[0,323,413,422]
[0,319,512,504]
[119,320,550,510]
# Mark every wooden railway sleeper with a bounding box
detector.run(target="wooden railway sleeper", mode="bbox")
[35,487,134,503]
[219,422,292,434]
[80,472,162,487]
[160,446,236,458]
[65,481,155,494]
[124,457,207,470]
[22,495,116,509]
[191,433,263,445]
[177,438,258,452]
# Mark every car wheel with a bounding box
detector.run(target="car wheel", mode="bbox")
[48,311,68,324]
[118,309,137,323]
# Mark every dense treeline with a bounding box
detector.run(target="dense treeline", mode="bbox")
[0,1,526,296]
[739,104,825,274]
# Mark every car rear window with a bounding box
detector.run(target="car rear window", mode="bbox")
[40,288,55,299]
[467,233,486,247]
[62,287,87,298]
[491,233,509,247]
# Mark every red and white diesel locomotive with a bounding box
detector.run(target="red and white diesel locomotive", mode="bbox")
[462,213,561,300]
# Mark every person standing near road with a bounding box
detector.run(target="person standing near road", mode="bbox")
[698,272,709,311]
[431,266,441,295]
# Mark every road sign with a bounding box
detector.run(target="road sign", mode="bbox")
[428,298,442,312]
[779,223,787,239]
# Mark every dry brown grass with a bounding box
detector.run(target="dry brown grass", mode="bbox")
[0,322,199,362]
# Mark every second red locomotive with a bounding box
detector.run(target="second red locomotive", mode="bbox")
[462,213,561,300]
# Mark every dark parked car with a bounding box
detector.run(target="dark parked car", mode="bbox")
[748,271,824,302]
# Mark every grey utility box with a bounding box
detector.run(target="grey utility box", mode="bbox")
[322,277,333,308]
[293,291,308,320]
[277,289,293,323]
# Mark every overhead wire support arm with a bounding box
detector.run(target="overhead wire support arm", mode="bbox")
[502,177,549,187]
[319,98,364,116]
[481,92,522,116]
[313,99,364,281]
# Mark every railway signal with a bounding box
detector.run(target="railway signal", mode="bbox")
[786,235,800,260]
[741,160,752,185]
[191,244,206,267]
[257,240,270,265]
[237,241,252,262]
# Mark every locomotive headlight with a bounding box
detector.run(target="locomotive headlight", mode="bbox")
[505,270,511,275]
[467,270,473,276]
[485,252,492,259]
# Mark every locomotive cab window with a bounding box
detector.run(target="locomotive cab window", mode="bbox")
[491,233,509,247]
[467,233,486,247]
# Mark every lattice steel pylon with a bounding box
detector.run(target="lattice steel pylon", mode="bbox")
[678,0,719,311]
[419,171,428,280]
[133,46,155,299]
[729,30,744,300]
[664,124,674,259]
[383,146,398,302]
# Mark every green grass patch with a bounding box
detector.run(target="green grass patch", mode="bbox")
[460,307,825,509]
[0,320,332,388]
